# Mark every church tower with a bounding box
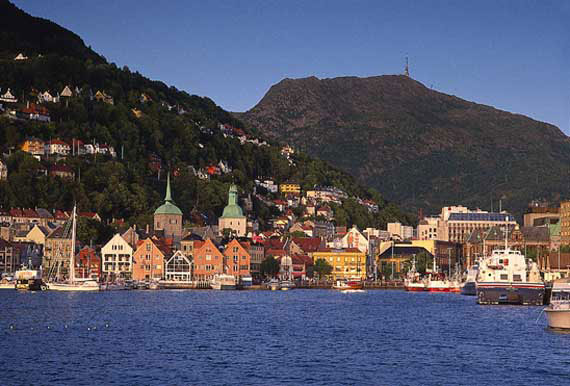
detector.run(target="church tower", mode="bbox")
[153,173,183,241]
[218,184,246,237]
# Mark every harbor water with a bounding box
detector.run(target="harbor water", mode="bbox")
[0,290,568,385]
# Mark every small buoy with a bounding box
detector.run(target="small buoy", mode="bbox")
[105,323,109,328]
[47,326,51,329]
[9,325,14,330]
[87,327,91,331]
[92,326,97,330]
[64,324,68,329]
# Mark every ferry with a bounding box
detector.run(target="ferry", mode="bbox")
[476,248,544,305]
[544,279,570,329]
[211,274,236,290]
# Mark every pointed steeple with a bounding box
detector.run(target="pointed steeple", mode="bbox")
[165,172,173,203]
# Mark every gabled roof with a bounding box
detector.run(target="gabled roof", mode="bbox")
[292,237,322,253]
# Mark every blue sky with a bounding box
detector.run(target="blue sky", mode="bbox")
[14,0,570,132]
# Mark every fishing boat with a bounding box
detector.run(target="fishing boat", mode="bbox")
[404,257,425,292]
[148,280,160,290]
[332,278,364,290]
[425,256,451,292]
[544,279,570,329]
[211,274,236,290]
[47,206,101,292]
[14,262,43,291]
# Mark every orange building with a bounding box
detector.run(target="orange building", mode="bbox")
[223,239,251,278]
[192,238,224,281]
[132,237,170,281]
[21,137,45,157]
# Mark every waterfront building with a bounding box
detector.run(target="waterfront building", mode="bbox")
[164,250,192,282]
[218,184,246,237]
[223,239,251,279]
[75,247,100,279]
[192,238,224,281]
[44,223,73,275]
[338,226,368,253]
[436,205,517,244]
[180,233,202,258]
[0,238,17,274]
[248,241,264,280]
[153,173,183,243]
[101,233,133,279]
[132,237,170,281]
[292,254,313,280]
[312,248,366,280]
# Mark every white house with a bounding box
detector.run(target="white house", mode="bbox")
[45,139,70,156]
[101,234,133,278]
[164,250,192,282]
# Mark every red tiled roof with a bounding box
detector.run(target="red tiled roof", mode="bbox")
[316,247,361,253]
[266,248,287,257]
[292,254,313,265]
[292,237,322,253]
[9,208,23,217]
[79,212,98,219]
[47,139,69,146]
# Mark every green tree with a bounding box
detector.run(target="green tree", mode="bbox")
[260,256,280,278]
[313,258,333,279]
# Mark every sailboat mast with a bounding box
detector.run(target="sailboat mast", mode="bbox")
[504,216,508,250]
[70,205,77,283]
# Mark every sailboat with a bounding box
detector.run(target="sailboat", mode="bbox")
[47,205,101,291]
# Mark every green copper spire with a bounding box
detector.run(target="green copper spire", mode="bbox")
[165,172,173,202]
[154,172,182,216]
[221,184,244,218]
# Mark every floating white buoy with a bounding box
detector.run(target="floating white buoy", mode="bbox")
[88,327,91,331]
[9,325,14,330]
[105,323,109,328]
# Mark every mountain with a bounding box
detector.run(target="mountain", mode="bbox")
[239,75,570,215]
[0,1,411,243]
[0,1,104,63]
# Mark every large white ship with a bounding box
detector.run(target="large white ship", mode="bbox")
[476,248,544,305]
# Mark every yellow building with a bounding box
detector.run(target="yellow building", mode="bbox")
[279,183,301,195]
[312,248,366,280]
[561,201,570,245]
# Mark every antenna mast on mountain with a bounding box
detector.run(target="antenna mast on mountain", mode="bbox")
[404,56,410,77]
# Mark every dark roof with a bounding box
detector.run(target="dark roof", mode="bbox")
[448,212,513,222]
[521,226,550,242]
[182,233,204,241]
[292,237,322,253]
[379,246,432,259]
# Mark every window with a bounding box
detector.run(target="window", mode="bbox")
[234,255,238,262]
[146,243,151,251]
[500,274,508,280]
[233,247,238,253]
[206,255,211,261]
[513,274,522,282]
[234,265,238,271]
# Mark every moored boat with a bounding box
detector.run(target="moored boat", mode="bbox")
[280,279,296,291]
[461,265,478,296]
[333,278,364,290]
[46,205,100,292]
[404,257,425,292]
[424,256,451,292]
[14,264,43,291]
[267,278,281,291]
[476,248,544,305]
[545,279,570,329]
[211,274,236,290]
[0,277,15,290]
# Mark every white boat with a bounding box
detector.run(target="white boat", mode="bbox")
[267,278,281,291]
[332,278,364,290]
[148,280,160,290]
[211,274,236,290]
[47,206,100,292]
[280,280,296,291]
[102,281,128,291]
[545,279,570,329]
[404,257,425,292]
[476,249,544,305]
[15,263,43,291]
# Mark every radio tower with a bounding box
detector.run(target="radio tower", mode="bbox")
[404,56,410,77]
